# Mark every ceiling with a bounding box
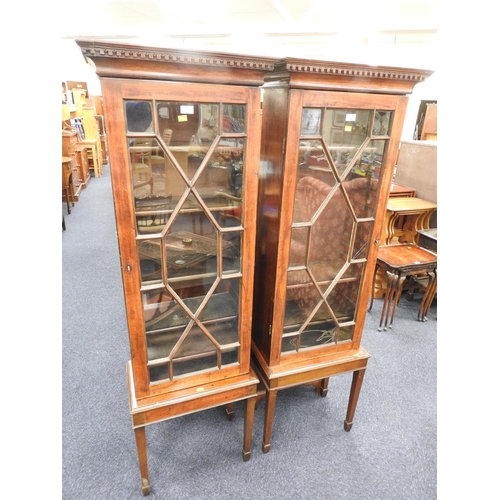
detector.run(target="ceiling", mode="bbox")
[62,0,438,69]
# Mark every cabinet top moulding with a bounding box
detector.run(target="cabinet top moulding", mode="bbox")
[267,58,434,94]
[75,39,276,86]
[75,39,433,94]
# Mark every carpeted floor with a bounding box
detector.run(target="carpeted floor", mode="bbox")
[62,164,437,499]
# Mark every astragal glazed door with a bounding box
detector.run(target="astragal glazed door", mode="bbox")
[102,79,261,400]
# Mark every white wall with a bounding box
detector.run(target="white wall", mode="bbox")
[401,72,438,142]
[62,39,102,95]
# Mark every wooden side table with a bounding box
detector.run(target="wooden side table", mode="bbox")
[371,183,417,299]
[369,244,437,331]
[389,183,416,198]
[417,227,437,253]
[383,197,437,245]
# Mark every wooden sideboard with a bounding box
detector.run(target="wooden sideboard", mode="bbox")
[71,144,90,191]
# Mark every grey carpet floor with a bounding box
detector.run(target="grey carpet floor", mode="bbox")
[62,164,437,499]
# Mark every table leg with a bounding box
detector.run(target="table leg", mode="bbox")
[63,187,71,214]
[133,426,151,496]
[418,210,435,232]
[400,214,419,243]
[344,368,366,431]
[388,273,406,329]
[319,377,329,397]
[418,269,437,321]
[262,389,278,454]
[225,403,235,421]
[242,396,257,462]
[385,212,399,244]
[379,269,396,331]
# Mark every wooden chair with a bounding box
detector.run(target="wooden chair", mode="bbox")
[213,191,242,226]
[162,128,173,146]
[130,139,153,183]
[135,194,173,235]
[149,129,173,176]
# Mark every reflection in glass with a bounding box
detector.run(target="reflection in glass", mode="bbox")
[222,232,242,275]
[138,240,163,286]
[125,101,154,133]
[324,109,370,145]
[155,101,200,147]
[297,139,336,183]
[301,108,322,135]
[223,105,246,133]
[351,140,387,180]
[135,195,172,236]
[145,276,241,383]
[288,227,309,267]
[194,139,245,210]
[164,228,220,281]
[129,138,154,185]
[373,111,392,136]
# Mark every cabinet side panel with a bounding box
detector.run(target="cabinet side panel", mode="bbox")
[237,87,262,370]
[252,86,290,363]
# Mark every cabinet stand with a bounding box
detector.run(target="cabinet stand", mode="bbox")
[252,347,370,453]
[127,362,263,495]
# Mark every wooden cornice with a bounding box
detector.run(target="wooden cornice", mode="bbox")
[267,58,434,94]
[75,39,275,87]
[75,39,433,94]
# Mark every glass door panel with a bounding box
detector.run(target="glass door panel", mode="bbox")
[125,99,248,383]
[283,106,390,354]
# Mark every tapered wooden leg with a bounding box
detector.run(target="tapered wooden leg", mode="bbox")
[319,377,329,397]
[242,396,257,462]
[63,187,71,214]
[134,426,151,496]
[262,389,278,453]
[344,368,366,431]
[307,377,330,397]
[226,403,235,421]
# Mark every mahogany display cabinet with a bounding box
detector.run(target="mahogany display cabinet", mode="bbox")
[77,40,274,495]
[252,58,433,452]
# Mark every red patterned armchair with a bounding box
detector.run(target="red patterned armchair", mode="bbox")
[287,175,378,317]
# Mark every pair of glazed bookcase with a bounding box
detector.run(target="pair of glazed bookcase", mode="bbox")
[76,39,432,495]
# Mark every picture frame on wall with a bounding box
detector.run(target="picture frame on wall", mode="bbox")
[333,110,346,126]
[330,129,344,144]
